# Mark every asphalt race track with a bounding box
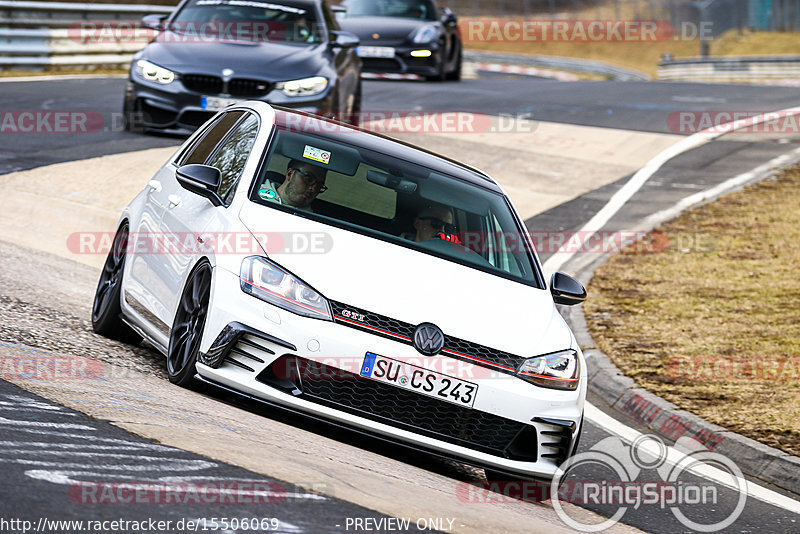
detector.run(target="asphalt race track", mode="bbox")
[1,73,799,533]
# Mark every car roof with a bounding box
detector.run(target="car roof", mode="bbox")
[268,107,503,193]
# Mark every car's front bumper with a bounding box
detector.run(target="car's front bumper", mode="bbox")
[197,267,584,479]
[125,78,334,131]
[358,45,442,76]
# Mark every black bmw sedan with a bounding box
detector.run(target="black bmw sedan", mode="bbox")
[336,0,461,81]
[123,0,362,132]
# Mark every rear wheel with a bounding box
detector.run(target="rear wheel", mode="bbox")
[167,262,212,387]
[91,222,142,344]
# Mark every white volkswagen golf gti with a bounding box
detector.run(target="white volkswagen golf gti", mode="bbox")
[92,101,588,481]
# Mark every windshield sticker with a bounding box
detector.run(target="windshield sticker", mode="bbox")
[303,145,331,165]
[195,0,306,15]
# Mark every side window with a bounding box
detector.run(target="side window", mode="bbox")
[178,111,245,166]
[207,113,259,202]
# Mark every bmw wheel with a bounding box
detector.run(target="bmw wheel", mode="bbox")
[167,261,212,386]
[92,222,142,344]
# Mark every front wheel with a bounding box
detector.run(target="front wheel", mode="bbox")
[167,262,212,387]
[446,43,462,81]
[426,43,448,82]
[91,222,141,344]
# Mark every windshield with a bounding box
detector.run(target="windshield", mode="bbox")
[249,127,541,286]
[342,0,437,21]
[170,0,323,43]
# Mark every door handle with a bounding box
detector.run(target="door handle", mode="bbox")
[148,180,162,193]
[168,194,181,208]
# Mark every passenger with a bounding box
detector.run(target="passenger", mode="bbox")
[258,159,327,211]
[409,204,459,243]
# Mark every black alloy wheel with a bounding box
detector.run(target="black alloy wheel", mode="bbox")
[91,222,141,344]
[167,261,212,386]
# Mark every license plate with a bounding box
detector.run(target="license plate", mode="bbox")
[357,46,395,58]
[360,352,478,408]
[201,96,242,111]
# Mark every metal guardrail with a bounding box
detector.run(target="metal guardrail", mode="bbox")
[0,1,171,69]
[658,55,800,82]
[465,51,650,81]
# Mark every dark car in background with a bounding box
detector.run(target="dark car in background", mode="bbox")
[124,0,361,132]
[336,0,461,81]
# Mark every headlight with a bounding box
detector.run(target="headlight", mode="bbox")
[411,24,438,44]
[135,59,175,84]
[276,76,328,97]
[516,350,580,390]
[240,256,332,321]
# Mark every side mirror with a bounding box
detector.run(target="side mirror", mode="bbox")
[176,164,224,206]
[550,272,587,306]
[141,14,168,31]
[329,30,360,48]
[440,8,457,26]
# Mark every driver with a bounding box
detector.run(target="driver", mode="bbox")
[258,159,327,212]
[411,204,458,242]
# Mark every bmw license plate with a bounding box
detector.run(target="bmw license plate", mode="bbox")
[357,46,395,58]
[201,96,242,111]
[360,352,478,408]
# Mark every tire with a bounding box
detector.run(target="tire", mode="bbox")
[91,222,142,345]
[122,100,146,134]
[446,43,462,81]
[167,261,212,387]
[426,42,448,82]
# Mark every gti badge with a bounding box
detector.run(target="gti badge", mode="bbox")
[341,309,365,322]
[413,323,444,356]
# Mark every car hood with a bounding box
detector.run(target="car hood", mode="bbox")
[338,16,431,44]
[239,203,572,358]
[142,35,327,79]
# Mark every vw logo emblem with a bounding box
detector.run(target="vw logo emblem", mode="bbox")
[413,323,444,356]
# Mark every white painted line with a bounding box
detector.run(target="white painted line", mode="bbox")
[543,105,800,276]
[0,416,94,430]
[586,403,800,513]
[638,146,800,231]
[564,148,800,277]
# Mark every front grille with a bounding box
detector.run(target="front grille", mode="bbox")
[181,75,272,98]
[182,74,223,94]
[362,58,403,72]
[139,101,177,126]
[228,78,273,98]
[257,356,533,458]
[330,300,526,374]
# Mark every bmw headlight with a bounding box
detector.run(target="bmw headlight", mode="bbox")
[516,350,580,390]
[240,256,332,321]
[276,76,328,97]
[411,24,438,44]
[134,59,175,84]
